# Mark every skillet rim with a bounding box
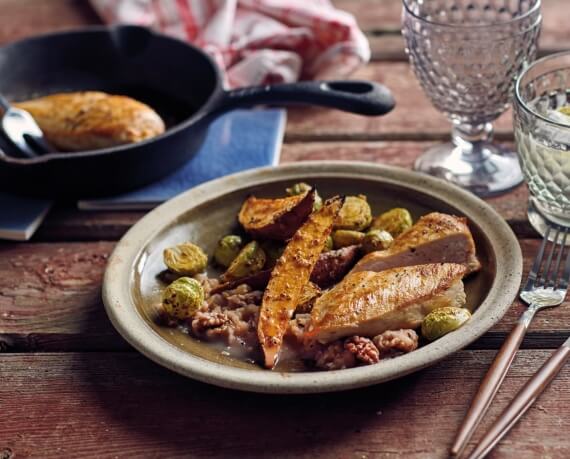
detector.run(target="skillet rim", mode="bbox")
[0,24,223,165]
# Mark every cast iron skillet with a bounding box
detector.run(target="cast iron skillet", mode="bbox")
[0,25,395,198]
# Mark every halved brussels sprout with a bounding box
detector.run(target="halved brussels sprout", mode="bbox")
[421,307,471,341]
[362,229,394,253]
[334,195,372,231]
[332,229,365,249]
[371,208,413,237]
[162,277,204,320]
[213,235,243,268]
[163,242,208,275]
[286,182,323,210]
[222,241,266,281]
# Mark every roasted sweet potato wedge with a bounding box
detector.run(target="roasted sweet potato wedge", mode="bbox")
[238,189,315,240]
[257,196,344,368]
[310,245,362,288]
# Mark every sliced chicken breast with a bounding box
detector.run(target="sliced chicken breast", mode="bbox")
[14,91,165,151]
[307,263,467,343]
[352,212,481,275]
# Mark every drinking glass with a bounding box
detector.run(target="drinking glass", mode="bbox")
[514,51,570,236]
[402,0,542,196]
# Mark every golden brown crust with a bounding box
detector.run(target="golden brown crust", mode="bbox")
[14,91,165,151]
[308,263,467,340]
[352,212,481,274]
[257,196,343,368]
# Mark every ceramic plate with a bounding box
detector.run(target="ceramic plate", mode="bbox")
[102,161,522,393]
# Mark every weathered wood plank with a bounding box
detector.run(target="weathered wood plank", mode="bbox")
[368,34,565,63]
[282,141,536,238]
[335,0,570,58]
[0,0,101,46]
[1,351,569,458]
[35,208,145,242]
[0,242,128,352]
[0,239,565,352]
[285,62,514,141]
[1,0,567,63]
[34,142,534,242]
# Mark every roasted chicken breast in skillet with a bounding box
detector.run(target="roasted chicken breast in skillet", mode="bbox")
[14,91,165,151]
[307,263,467,343]
[352,212,481,275]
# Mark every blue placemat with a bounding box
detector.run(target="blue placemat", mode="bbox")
[78,108,286,210]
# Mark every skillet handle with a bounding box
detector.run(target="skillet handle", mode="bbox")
[217,80,395,116]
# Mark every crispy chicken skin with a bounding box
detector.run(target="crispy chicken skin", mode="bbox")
[307,263,467,343]
[352,212,481,275]
[14,91,165,151]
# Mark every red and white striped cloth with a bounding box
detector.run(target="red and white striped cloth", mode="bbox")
[90,0,370,88]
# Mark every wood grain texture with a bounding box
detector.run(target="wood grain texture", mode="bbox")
[0,0,566,63]
[33,142,534,242]
[0,351,569,458]
[0,239,566,352]
[335,0,570,58]
[285,62,513,141]
[0,242,128,352]
[35,208,146,242]
[0,0,100,46]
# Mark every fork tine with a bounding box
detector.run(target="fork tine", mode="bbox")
[524,225,551,291]
[556,233,570,293]
[550,228,568,289]
[540,226,561,288]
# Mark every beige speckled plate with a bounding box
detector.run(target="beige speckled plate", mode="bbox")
[102,161,522,393]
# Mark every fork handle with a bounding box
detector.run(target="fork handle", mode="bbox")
[467,340,570,459]
[450,316,532,457]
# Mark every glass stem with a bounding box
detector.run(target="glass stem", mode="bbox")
[451,122,494,162]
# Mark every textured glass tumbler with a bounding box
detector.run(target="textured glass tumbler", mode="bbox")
[402,0,542,196]
[514,51,570,236]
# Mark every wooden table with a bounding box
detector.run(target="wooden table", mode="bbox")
[1,1,569,458]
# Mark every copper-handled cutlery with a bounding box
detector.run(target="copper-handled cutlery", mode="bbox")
[451,222,570,458]
[467,335,570,458]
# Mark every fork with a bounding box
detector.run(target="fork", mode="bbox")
[450,222,570,458]
[0,93,54,158]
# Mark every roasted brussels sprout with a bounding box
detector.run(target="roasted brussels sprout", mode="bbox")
[286,182,323,210]
[213,235,243,268]
[421,307,471,341]
[162,277,204,320]
[362,229,394,253]
[262,241,285,268]
[335,195,372,231]
[332,229,365,249]
[323,235,334,252]
[163,242,208,275]
[371,208,413,237]
[223,241,266,281]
